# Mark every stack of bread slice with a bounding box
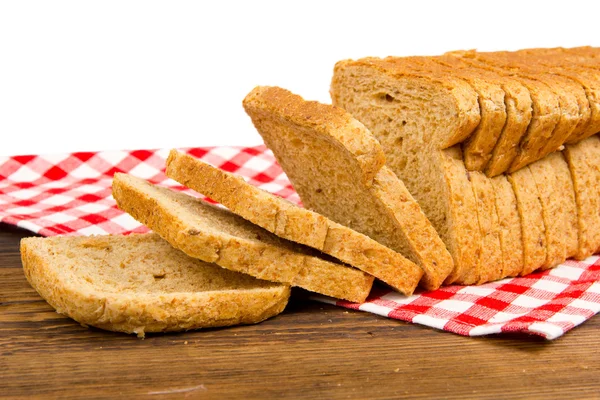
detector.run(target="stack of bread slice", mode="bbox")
[331,46,600,285]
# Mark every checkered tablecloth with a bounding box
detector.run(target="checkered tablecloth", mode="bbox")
[1,146,599,340]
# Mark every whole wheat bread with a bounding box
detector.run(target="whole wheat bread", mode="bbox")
[112,173,375,301]
[242,86,454,291]
[21,233,290,337]
[165,150,423,290]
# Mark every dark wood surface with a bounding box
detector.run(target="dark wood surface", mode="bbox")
[1,223,599,399]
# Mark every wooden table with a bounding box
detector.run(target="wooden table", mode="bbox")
[1,223,598,399]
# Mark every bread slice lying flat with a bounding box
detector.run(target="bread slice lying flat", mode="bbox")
[21,233,290,337]
[165,149,421,294]
[112,173,374,301]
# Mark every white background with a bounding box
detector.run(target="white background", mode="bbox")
[1,0,599,156]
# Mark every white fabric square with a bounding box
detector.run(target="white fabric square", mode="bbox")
[511,294,549,308]
[458,286,496,297]
[209,147,241,161]
[381,292,420,305]
[9,189,40,200]
[9,206,39,215]
[586,282,600,294]
[488,311,526,323]
[98,151,130,166]
[359,302,392,318]
[128,163,160,179]
[70,163,101,179]
[547,312,587,325]
[108,213,142,230]
[41,194,74,206]
[45,213,78,223]
[76,203,109,214]
[40,153,70,165]
[243,156,273,172]
[435,299,473,313]
[16,220,41,233]
[527,322,564,340]
[531,279,569,294]
[412,314,449,330]
[549,265,584,281]
[468,324,503,336]
[568,298,600,313]
[7,165,41,182]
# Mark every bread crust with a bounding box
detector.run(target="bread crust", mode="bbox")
[166,150,427,290]
[21,234,290,337]
[244,86,457,292]
[112,173,375,301]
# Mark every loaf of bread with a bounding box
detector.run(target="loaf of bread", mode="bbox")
[331,47,600,284]
[21,233,291,337]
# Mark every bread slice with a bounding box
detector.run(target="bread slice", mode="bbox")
[513,48,600,142]
[528,159,567,269]
[165,150,425,291]
[474,51,587,160]
[377,56,506,172]
[444,52,562,174]
[112,174,375,301]
[549,152,579,258]
[470,170,503,283]
[21,233,290,337]
[329,63,483,285]
[490,175,523,278]
[563,136,600,260]
[507,165,546,275]
[434,55,533,177]
[242,85,454,291]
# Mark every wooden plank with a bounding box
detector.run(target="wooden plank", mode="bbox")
[1,223,598,399]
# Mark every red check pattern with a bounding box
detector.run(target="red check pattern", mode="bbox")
[1,146,599,340]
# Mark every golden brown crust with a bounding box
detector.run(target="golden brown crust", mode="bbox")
[245,86,456,293]
[244,86,386,187]
[20,234,290,337]
[112,173,375,301]
[334,58,481,149]
[166,150,423,291]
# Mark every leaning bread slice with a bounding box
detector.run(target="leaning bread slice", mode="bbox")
[21,233,290,337]
[242,86,452,291]
[112,174,375,301]
[165,150,425,290]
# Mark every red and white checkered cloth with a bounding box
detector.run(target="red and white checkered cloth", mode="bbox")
[1,146,599,340]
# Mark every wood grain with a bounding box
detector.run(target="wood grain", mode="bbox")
[1,222,599,399]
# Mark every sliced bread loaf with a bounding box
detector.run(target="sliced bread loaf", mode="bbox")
[242,86,454,291]
[112,174,375,301]
[165,150,424,290]
[21,233,290,337]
